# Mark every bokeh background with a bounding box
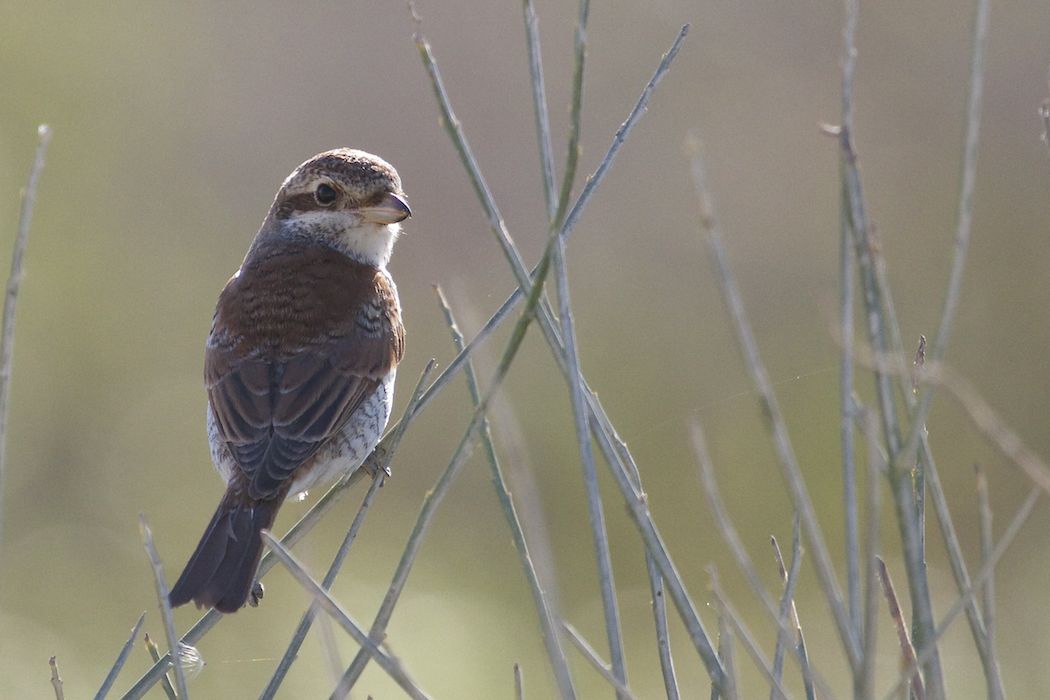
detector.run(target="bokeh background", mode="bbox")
[2,1,1050,697]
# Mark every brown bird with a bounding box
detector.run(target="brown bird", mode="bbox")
[169,148,409,613]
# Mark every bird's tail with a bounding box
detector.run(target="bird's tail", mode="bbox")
[168,491,282,614]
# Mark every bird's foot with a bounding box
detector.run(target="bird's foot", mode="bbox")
[361,446,392,483]
[249,581,265,608]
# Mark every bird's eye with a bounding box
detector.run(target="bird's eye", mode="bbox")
[314,183,338,206]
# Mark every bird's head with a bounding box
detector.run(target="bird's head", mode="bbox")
[266,148,411,268]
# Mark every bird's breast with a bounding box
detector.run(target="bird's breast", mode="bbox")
[209,240,399,361]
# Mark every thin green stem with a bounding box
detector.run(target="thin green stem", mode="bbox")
[974,464,1003,700]
[691,424,832,699]
[554,217,628,698]
[562,623,637,700]
[331,222,561,697]
[838,50,945,694]
[856,409,882,700]
[139,516,188,699]
[770,520,813,700]
[49,657,65,700]
[838,0,860,636]
[845,5,991,695]
[553,0,590,226]
[143,635,178,700]
[94,612,146,700]
[261,533,430,700]
[0,124,51,552]
[836,0,996,683]
[713,604,736,700]
[882,7,995,675]
[882,485,1038,700]
[258,453,389,698]
[709,570,788,700]
[896,0,991,473]
[416,22,727,685]
[646,549,680,700]
[259,361,435,700]
[522,0,558,220]
[523,0,627,689]
[434,286,577,699]
[877,559,925,700]
[691,146,861,672]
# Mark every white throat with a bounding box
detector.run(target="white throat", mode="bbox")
[282,211,400,268]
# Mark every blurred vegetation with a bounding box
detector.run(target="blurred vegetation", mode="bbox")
[2,1,1050,697]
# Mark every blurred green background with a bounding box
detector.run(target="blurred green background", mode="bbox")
[2,1,1050,697]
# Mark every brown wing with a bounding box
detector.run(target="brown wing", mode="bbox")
[205,241,403,500]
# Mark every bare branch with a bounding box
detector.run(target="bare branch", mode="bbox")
[562,622,638,700]
[94,612,146,700]
[876,559,925,700]
[139,515,188,698]
[49,656,64,700]
[261,532,430,700]
[0,124,52,549]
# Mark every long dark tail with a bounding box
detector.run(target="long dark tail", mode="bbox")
[169,491,282,614]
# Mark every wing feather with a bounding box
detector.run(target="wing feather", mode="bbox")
[204,242,403,500]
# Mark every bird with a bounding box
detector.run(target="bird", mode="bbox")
[168,148,409,613]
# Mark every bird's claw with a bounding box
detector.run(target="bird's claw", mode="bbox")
[362,447,392,483]
[249,581,265,607]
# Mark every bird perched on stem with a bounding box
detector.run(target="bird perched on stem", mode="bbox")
[169,149,409,613]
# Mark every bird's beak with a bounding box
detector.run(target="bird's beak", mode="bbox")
[360,192,412,225]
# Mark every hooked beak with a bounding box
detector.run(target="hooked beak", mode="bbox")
[359,192,411,225]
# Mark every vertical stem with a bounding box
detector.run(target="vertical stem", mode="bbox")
[974,463,1003,700]
[691,148,860,670]
[522,0,558,221]
[418,22,727,685]
[434,287,577,699]
[94,612,146,700]
[49,657,65,700]
[0,125,52,551]
[523,1,626,691]
[858,410,882,700]
[143,634,179,700]
[554,0,591,225]
[646,551,680,700]
[332,222,562,697]
[553,218,627,695]
[840,187,860,632]
[838,0,861,636]
[877,558,926,700]
[138,516,188,699]
[691,423,830,698]
[837,6,946,684]
[930,0,990,365]
[562,623,637,699]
